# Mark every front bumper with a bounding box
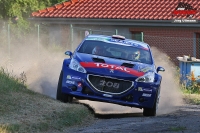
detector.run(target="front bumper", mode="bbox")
[61,68,160,109]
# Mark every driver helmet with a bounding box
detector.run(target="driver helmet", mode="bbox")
[131,50,140,60]
[92,46,104,55]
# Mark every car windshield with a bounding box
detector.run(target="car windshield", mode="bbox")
[78,40,153,64]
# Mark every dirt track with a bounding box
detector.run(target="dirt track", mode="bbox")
[66,103,200,133]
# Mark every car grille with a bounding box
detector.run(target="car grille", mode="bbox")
[87,74,133,95]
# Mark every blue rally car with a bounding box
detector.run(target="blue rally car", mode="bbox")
[56,34,165,116]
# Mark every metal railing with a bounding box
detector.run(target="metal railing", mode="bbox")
[0,23,199,68]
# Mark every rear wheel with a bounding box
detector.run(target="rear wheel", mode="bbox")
[56,71,73,103]
[143,90,159,116]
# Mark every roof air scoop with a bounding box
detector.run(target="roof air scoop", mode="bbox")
[92,57,105,63]
[112,35,126,40]
[121,63,134,68]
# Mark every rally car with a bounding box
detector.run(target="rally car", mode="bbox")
[56,34,165,116]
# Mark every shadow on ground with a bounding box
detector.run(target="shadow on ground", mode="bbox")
[74,99,144,119]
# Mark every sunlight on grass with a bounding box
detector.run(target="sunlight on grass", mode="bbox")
[0,67,94,133]
[183,94,200,105]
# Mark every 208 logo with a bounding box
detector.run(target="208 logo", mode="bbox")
[99,80,119,89]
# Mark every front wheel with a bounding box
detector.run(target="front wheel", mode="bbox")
[143,91,159,116]
[56,71,73,103]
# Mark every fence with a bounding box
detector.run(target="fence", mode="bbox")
[0,22,200,68]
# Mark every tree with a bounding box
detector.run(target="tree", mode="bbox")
[0,0,65,31]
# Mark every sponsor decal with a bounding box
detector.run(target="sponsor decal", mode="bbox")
[77,82,82,87]
[140,67,152,73]
[71,76,81,81]
[86,37,149,50]
[103,94,113,98]
[143,88,152,93]
[142,93,151,97]
[86,37,106,41]
[110,38,138,46]
[66,80,75,84]
[99,80,119,89]
[109,38,149,50]
[67,75,81,81]
[138,87,143,91]
[80,62,144,77]
[138,87,152,92]
[67,75,71,79]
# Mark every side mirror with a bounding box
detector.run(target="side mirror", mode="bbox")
[65,51,72,58]
[157,66,165,73]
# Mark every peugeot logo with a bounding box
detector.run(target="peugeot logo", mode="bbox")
[110,69,114,73]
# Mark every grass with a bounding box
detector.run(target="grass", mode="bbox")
[177,70,200,105]
[0,68,94,133]
[180,83,200,105]
[183,94,200,105]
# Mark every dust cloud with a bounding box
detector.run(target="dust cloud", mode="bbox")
[151,47,183,115]
[0,33,66,98]
[0,30,183,115]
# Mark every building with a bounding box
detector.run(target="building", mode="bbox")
[30,0,200,64]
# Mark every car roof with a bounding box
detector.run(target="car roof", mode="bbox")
[85,34,150,50]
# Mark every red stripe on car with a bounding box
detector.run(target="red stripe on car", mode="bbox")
[80,62,144,77]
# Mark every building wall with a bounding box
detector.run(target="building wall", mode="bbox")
[53,24,200,65]
[130,27,200,65]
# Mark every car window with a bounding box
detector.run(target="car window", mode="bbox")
[78,40,152,64]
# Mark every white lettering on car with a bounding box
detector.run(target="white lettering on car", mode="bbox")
[110,65,115,69]
[103,94,113,98]
[99,80,106,86]
[115,66,123,71]
[106,81,113,87]
[95,63,101,67]
[99,80,119,89]
[66,80,75,84]
[94,63,130,73]
[124,67,130,72]
[142,93,151,97]
[101,64,109,67]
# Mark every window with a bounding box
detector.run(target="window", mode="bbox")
[78,40,152,64]
[131,31,143,42]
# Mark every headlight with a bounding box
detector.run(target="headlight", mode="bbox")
[69,58,86,73]
[135,72,155,83]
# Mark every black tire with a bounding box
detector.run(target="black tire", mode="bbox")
[56,71,73,103]
[143,90,159,116]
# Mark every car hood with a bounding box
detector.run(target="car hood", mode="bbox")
[74,53,155,80]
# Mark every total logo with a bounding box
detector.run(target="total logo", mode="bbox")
[80,62,145,77]
[95,63,130,72]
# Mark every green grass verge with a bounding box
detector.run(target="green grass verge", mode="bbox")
[183,94,200,105]
[0,68,94,133]
[181,86,200,105]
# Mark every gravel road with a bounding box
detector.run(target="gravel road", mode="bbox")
[66,103,200,133]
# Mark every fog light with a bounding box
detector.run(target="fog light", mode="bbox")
[69,85,77,91]
[139,97,145,103]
